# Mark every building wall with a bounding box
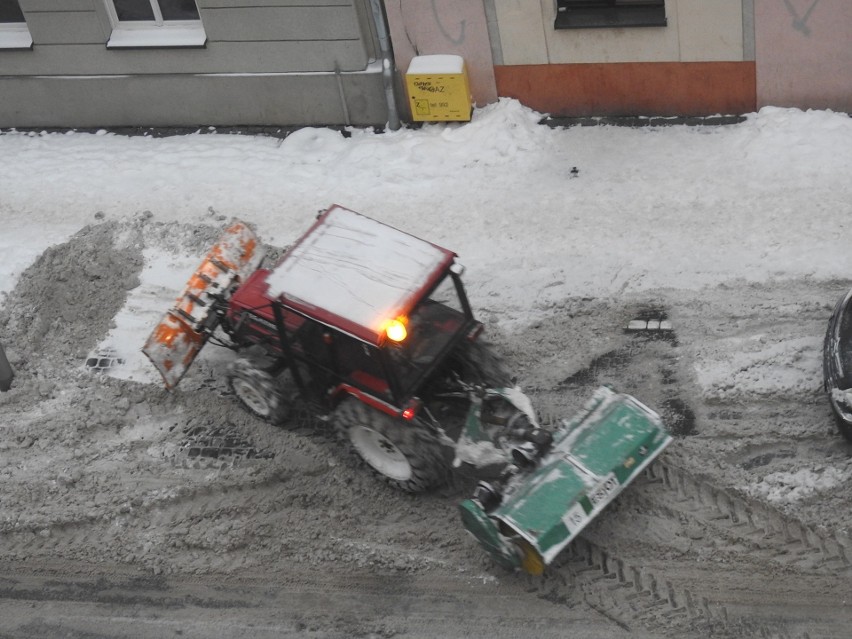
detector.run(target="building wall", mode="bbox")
[497,0,747,65]
[3,1,848,128]
[0,0,389,127]
[491,0,756,117]
[382,0,497,115]
[755,0,852,111]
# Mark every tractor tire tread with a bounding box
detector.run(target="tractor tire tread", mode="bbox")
[228,355,291,426]
[334,399,451,493]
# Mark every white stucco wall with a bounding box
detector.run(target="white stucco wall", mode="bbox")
[495,0,746,65]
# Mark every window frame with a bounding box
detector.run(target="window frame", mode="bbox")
[554,0,667,30]
[0,0,32,50]
[104,0,206,49]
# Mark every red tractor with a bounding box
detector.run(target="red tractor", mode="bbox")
[144,205,546,492]
[144,205,671,573]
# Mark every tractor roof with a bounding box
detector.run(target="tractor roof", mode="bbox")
[265,205,457,345]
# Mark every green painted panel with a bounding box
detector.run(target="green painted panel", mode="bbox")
[459,499,521,571]
[570,402,662,476]
[495,459,587,539]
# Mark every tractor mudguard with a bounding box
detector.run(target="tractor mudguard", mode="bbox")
[460,386,672,574]
[143,221,265,389]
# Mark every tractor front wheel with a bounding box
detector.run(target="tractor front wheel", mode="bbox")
[334,399,450,493]
[227,356,290,426]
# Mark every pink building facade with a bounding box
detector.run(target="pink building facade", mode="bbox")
[385,0,852,118]
[755,0,852,111]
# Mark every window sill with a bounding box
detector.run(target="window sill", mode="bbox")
[107,24,207,49]
[0,27,33,50]
[555,7,667,29]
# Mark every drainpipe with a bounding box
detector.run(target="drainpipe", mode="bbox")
[369,0,401,131]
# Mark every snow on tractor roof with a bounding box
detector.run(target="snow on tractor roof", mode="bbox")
[265,205,456,344]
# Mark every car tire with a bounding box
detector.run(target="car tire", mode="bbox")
[823,298,852,443]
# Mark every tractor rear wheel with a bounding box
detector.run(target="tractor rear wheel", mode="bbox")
[227,356,290,426]
[334,398,451,493]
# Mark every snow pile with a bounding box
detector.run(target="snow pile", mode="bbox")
[5,101,851,310]
[691,333,823,400]
[0,221,142,365]
[747,466,849,505]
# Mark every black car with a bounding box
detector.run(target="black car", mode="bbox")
[823,287,852,442]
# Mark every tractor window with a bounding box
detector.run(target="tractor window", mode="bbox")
[384,274,467,393]
[333,334,392,400]
[291,318,332,369]
[428,274,465,316]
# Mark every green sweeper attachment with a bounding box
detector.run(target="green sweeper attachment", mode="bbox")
[459,386,672,575]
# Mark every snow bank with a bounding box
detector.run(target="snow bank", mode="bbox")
[3,102,852,313]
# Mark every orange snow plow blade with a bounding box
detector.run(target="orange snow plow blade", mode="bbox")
[143,221,265,389]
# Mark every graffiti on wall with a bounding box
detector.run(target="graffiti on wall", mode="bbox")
[782,0,820,35]
[397,0,467,54]
[429,0,466,44]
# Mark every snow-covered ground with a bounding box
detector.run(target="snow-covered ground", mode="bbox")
[2,100,852,638]
[3,98,852,431]
[4,102,852,303]
[3,98,852,489]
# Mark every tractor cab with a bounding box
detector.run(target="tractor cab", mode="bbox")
[226,205,482,416]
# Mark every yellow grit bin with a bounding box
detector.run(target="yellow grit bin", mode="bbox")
[405,55,472,122]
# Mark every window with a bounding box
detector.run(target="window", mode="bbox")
[383,274,467,395]
[105,0,206,49]
[555,0,666,29]
[0,0,32,50]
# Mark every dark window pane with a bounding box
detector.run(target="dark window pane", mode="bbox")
[0,0,25,23]
[555,0,666,29]
[560,1,664,5]
[559,0,614,6]
[158,0,199,21]
[113,0,155,21]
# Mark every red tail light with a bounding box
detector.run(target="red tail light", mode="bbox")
[401,399,421,421]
